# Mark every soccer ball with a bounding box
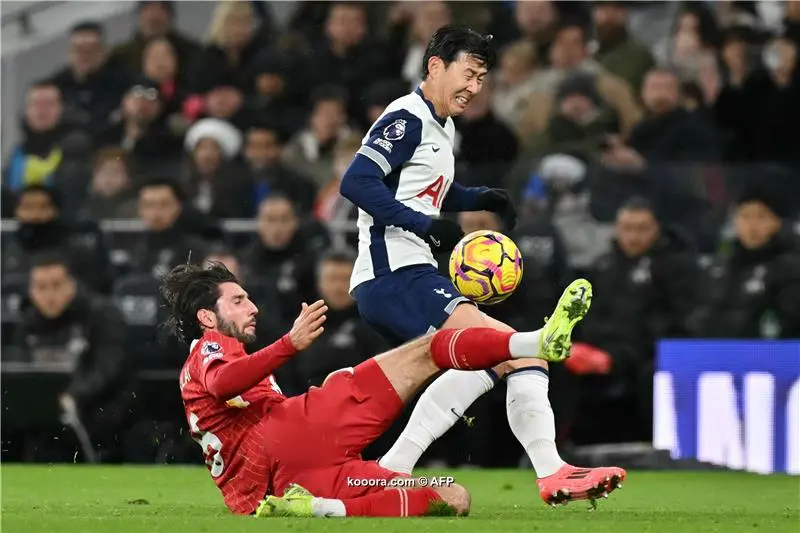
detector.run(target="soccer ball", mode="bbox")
[449,230,523,305]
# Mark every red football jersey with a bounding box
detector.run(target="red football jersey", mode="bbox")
[179,330,286,514]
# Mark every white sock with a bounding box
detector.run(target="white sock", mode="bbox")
[506,370,565,478]
[311,497,346,517]
[509,330,542,358]
[379,369,496,474]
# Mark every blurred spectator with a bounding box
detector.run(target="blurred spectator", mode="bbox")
[112,0,200,81]
[142,37,189,127]
[491,40,543,129]
[243,123,317,217]
[276,248,388,396]
[2,185,112,294]
[306,2,393,114]
[697,189,800,338]
[130,178,209,279]
[3,81,93,208]
[184,0,267,123]
[241,195,331,325]
[283,85,355,187]
[361,78,408,128]
[181,118,251,218]
[397,1,453,88]
[512,0,561,66]
[603,68,718,174]
[592,1,655,92]
[653,5,722,103]
[516,23,642,144]
[78,148,139,220]
[454,77,519,170]
[52,22,131,139]
[526,72,622,161]
[249,50,306,134]
[10,253,133,462]
[99,77,185,176]
[563,197,702,442]
[714,35,800,163]
[314,133,361,223]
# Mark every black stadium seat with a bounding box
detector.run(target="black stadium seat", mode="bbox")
[1,273,29,354]
[113,274,184,371]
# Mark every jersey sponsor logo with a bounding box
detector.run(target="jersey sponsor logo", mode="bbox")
[383,119,407,141]
[373,137,393,152]
[201,341,223,365]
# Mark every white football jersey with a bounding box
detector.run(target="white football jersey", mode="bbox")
[349,88,457,290]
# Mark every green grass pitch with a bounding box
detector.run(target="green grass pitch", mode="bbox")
[2,466,798,533]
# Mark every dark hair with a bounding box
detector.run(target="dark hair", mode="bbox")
[554,21,587,44]
[70,21,104,38]
[17,184,63,211]
[30,250,72,275]
[620,196,656,215]
[422,24,497,79]
[160,263,239,344]
[257,192,298,216]
[310,84,349,108]
[28,79,60,94]
[319,247,357,266]
[138,177,186,203]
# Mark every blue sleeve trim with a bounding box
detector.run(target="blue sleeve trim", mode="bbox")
[441,182,487,212]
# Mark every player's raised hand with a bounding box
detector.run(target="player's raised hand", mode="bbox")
[289,300,328,350]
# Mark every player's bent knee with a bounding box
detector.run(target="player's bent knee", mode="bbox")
[493,357,548,378]
[433,483,470,516]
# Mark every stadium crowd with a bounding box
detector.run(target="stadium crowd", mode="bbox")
[2,0,799,467]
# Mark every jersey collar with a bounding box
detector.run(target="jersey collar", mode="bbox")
[414,86,447,127]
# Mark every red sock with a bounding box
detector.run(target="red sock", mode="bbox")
[342,487,441,517]
[430,328,514,370]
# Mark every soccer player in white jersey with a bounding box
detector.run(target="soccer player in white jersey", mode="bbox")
[340,25,625,507]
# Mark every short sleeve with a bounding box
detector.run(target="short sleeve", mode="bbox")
[356,110,422,176]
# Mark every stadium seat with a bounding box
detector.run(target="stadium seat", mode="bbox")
[1,273,29,353]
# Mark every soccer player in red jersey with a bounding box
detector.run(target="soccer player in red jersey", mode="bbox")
[163,262,602,517]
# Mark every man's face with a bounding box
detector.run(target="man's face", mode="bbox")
[310,100,346,142]
[559,93,597,125]
[735,201,781,250]
[642,71,679,115]
[16,191,58,224]
[139,2,172,38]
[25,86,62,133]
[317,260,354,311]
[515,0,557,37]
[208,282,258,344]
[326,4,367,49]
[69,30,104,76]
[257,198,299,250]
[431,52,488,117]
[550,27,586,69]
[245,129,282,169]
[29,264,77,319]
[138,185,181,231]
[593,4,627,41]
[459,211,501,234]
[122,86,161,123]
[615,208,659,258]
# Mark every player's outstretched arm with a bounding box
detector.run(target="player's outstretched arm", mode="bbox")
[441,185,517,230]
[204,301,328,400]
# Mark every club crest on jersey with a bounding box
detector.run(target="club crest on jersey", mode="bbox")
[201,341,223,365]
[383,119,406,141]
